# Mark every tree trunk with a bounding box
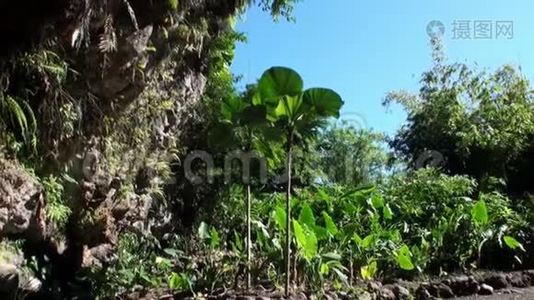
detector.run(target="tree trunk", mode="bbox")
[285,132,293,297]
[246,183,251,290]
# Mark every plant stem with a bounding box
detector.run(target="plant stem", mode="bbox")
[246,183,251,290]
[245,133,253,291]
[349,249,354,286]
[285,130,294,297]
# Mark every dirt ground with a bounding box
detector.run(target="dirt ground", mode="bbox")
[456,287,534,300]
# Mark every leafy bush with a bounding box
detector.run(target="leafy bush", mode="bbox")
[192,168,527,294]
[88,233,167,298]
[383,169,524,273]
[385,38,534,196]
[41,175,71,230]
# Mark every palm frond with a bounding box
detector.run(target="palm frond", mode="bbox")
[99,15,117,53]
[122,0,139,31]
[0,93,37,149]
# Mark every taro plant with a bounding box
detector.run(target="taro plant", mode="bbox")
[293,202,348,292]
[256,66,343,295]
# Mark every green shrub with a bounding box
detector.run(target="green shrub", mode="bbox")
[41,175,71,230]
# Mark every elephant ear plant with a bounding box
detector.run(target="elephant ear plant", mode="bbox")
[256,66,343,296]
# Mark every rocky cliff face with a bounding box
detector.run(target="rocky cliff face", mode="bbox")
[0,160,44,238]
[0,0,242,295]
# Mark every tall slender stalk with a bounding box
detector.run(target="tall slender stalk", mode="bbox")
[244,133,255,291]
[246,183,251,290]
[285,130,294,297]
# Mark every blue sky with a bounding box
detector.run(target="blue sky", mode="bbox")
[231,0,534,135]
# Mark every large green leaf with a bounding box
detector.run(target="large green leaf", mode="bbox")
[221,97,245,121]
[397,254,415,271]
[274,95,303,121]
[322,211,339,237]
[313,226,328,241]
[303,88,343,118]
[361,261,377,280]
[167,0,178,10]
[299,203,316,228]
[471,200,489,225]
[258,66,303,103]
[361,234,375,249]
[503,236,525,251]
[396,245,415,270]
[209,227,220,248]
[168,272,182,290]
[231,231,244,252]
[383,204,394,220]
[293,220,318,261]
[251,91,263,105]
[371,193,384,209]
[293,220,306,249]
[273,206,287,231]
[353,233,363,246]
[320,263,329,275]
[341,185,376,200]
